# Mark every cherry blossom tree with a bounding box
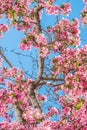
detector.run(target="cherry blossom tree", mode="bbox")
[0,0,87,129]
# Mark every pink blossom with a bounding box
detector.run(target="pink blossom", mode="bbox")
[46,107,58,117]
[0,58,2,67]
[0,76,4,84]
[20,41,32,50]
[0,24,9,32]
[36,34,47,47]
[45,5,59,15]
[37,94,47,102]
[60,3,71,15]
[83,0,87,4]
[40,47,49,58]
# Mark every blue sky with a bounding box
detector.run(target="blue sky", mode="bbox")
[0,0,87,122]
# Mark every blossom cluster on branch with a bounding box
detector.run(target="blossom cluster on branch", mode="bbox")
[0,0,87,130]
[81,0,87,24]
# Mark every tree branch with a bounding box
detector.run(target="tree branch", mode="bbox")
[28,6,44,113]
[0,50,25,124]
[0,50,13,67]
[28,83,42,113]
[42,28,52,42]
[39,80,63,86]
[34,5,44,84]
[42,77,64,81]
[13,104,25,124]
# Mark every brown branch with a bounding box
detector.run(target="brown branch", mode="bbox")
[42,77,64,81]
[34,5,44,84]
[28,6,44,113]
[13,104,25,124]
[28,83,42,113]
[38,81,64,87]
[0,50,13,67]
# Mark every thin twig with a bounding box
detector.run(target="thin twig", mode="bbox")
[0,50,13,67]
[42,28,52,42]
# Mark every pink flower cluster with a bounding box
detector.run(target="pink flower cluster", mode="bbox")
[52,46,87,129]
[52,46,87,76]
[0,24,8,38]
[42,2,71,16]
[0,67,31,110]
[46,107,58,118]
[83,0,87,4]
[81,0,87,24]
[36,34,47,47]
[81,6,87,24]
[23,107,44,125]
[0,121,26,130]
[0,24,8,32]
[37,94,47,102]
[0,0,87,129]
[53,18,80,49]
[58,94,87,129]
[60,3,71,15]
[0,0,33,32]
[20,33,49,58]
[19,17,80,57]
[20,40,32,50]
[35,33,49,58]
[0,76,4,84]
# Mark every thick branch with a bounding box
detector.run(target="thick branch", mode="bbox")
[34,6,43,34]
[34,6,44,85]
[35,53,44,84]
[28,83,42,113]
[28,6,44,113]
[13,104,25,124]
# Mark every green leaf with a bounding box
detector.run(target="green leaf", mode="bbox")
[10,93,16,97]
[18,11,23,16]
[75,100,84,110]
[23,39,27,44]
[81,12,87,18]
[34,0,39,2]
[9,10,16,18]
[18,101,22,105]
[61,5,64,9]
[66,85,72,89]
[52,66,57,72]
[36,118,42,123]
[15,0,20,3]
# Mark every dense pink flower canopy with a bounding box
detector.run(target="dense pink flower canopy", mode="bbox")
[0,0,87,130]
